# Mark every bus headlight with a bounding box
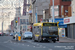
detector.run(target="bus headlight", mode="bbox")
[55,37,59,40]
[43,38,46,40]
[55,38,57,40]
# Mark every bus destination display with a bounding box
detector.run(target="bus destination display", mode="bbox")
[43,23,57,26]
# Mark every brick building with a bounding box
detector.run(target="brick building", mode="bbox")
[50,0,71,18]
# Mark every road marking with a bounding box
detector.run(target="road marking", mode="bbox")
[22,44,24,46]
[43,46,46,48]
[33,46,35,47]
[27,45,29,46]
[10,40,12,43]
[40,45,42,47]
[1,44,14,50]
[4,41,8,43]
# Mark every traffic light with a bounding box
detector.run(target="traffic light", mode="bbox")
[16,21,18,23]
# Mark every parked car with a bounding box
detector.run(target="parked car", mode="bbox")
[0,33,2,36]
[10,33,13,36]
[22,31,32,39]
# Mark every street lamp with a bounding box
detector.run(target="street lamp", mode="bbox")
[35,6,38,23]
[52,0,55,22]
[2,8,4,34]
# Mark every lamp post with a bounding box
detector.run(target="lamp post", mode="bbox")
[35,6,38,23]
[52,0,55,22]
[2,8,4,34]
[18,0,21,33]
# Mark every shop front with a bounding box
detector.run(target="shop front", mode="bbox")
[49,18,67,37]
[64,17,75,39]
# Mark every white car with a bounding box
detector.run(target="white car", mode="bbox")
[22,31,32,39]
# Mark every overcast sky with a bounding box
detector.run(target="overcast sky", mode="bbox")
[0,0,24,8]
[0,0,24,31]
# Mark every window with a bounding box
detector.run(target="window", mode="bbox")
[62,0,71,1]
[20,19,22,24]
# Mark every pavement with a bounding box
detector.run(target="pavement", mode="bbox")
[58,37,75,43]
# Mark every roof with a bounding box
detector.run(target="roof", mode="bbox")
[33,22,59,26]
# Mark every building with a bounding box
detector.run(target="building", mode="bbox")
[14,7,21,33]
[23,0,30,15]
[49,0,72,37]
[20,14,30,33]
[64,0,75,39]
[50,0,71,18]
[11,20,14,33]
[64,16,75,39]
[72,0,75,16]
[32,0,50,23]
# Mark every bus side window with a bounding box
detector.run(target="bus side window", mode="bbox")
[34,26,37,34]
[37,26,39,28]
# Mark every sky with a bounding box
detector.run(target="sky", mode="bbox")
[0,0,24,32]
[0,0,24,8]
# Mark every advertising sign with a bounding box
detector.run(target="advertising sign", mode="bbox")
[49,18,67,28]
[50,6,59,16]
[54,18,67,28]
[64,17,75,24]
[62,28,65,37]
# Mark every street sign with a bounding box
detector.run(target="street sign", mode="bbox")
[49,18,67,28]
[54,18,67,28]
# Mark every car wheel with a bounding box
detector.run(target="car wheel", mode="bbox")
[38,36,42,42]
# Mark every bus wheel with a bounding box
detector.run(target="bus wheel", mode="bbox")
[34,37,37,42]
[53,41,56,43]
[38,37,42,42]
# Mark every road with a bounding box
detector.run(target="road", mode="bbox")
[0,36,75,50]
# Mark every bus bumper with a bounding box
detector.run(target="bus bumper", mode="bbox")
[42,36,59,41]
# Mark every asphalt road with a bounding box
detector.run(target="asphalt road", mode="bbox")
[0,36,75,50]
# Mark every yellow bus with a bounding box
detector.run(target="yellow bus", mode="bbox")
[33,22,59,43]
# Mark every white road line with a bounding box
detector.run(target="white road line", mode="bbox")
[43,46,46,48]
[40,45,42,47]
[27,45,29,46]
[22,44,24,46]
[1,44,14,50]
[10,40,12,43]
[4,41,8,43]
[33,46,35,47]
[4,40,11,43]
[49,49,52,50]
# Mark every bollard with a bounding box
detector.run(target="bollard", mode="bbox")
[18,34,21,41]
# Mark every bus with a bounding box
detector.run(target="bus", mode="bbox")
[33,22,59,43]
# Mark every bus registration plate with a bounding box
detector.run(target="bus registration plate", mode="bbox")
[49,37,51,38]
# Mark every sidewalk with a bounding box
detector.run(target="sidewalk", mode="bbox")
[58,37,75,43]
